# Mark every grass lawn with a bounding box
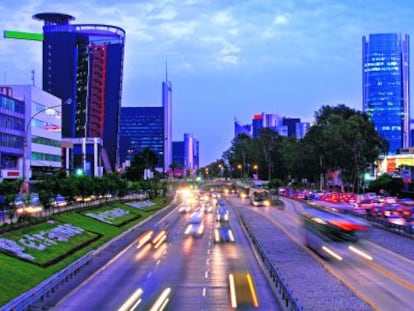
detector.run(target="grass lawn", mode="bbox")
[81,204,142,226]
[1,221,99,265]
[0,197,169,306]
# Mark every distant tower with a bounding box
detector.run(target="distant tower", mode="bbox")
[362,33,410,153]
[162,62,173,172]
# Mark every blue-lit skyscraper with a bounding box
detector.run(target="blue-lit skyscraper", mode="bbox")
[34,13,125,172]
[362,33,410,154]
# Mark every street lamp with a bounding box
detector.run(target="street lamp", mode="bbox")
[237,164,242,179]
[253,164,258,180]
[22,98,72,192]
[218,164,224,179]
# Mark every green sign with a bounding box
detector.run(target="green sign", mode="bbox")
[4,30,43,41]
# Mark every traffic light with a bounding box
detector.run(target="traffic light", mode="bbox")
[75,168,84,176]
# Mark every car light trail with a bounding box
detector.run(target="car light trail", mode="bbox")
[348,245,373,261]
[246,273,259,308]
[228,229,235,242]
[118,288,143,311]
[322,246,343,261]
[229,274,238,308]
[214,229,220,242]
[152,231,167,249]
[184,225,192,235]
[149,287,171,311]
[137,230,153,249]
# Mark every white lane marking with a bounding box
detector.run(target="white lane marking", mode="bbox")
[206,258,209,265]
[156,259,161,265]
[147,272,152,279]
[202,287,207,296]
[205,271,209,278]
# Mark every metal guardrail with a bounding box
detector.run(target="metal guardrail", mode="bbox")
[240,214,302,311]
[0,251,93,311]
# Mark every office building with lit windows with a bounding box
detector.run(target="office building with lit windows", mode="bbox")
[362,33,410,154]
[0,87,24,180]
[34,12,125,173]
[119,107,164,169]
[1,85,62,180]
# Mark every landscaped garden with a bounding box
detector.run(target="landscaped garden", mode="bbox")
[0,197,170,306]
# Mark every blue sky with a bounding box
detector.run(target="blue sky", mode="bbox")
[1,0,413,166]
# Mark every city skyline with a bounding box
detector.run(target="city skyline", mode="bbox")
[1,0,413,166]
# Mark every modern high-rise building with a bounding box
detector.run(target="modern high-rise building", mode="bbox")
[236,113,309,139]
[234,118,252,137]
[162,68,173,172]
[252,113,287,137]
[362,33,410,154]
[119,107,164,169]
[33,12,126,172]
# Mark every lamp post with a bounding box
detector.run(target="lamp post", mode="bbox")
[237,164,242,179]
[218,164,223,179]
[23,99,72,192]
[253,164,258,180]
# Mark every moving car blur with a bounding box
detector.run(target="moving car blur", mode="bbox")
[214,223,235,243]
[184,211,204,238]
[217,206,229,222]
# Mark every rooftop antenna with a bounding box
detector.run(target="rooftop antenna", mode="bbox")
[31,69,35,86]
[165,60,168,82]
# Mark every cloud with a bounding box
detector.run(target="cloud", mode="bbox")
[212,10,234,25]
[148,7,178,21]
[273,14,290,25]
[160,21,198,38]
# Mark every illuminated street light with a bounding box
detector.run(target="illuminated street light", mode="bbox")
[218,164,224,178]
[253,164,258,180]
[22,98,72,192]
[237,164,242,179]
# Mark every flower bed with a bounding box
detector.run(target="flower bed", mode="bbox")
[0,221,99,265]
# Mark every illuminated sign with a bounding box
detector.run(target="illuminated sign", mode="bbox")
[3,30,43,41]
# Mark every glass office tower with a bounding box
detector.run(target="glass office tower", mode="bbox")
[362,33,410,154]
[119,107,164,169]
[33,13,125,172]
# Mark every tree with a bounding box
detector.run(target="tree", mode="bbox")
[302,105,387,191]
[125,147,158,181]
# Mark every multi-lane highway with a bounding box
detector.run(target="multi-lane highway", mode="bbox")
[230,195,414,310]
[53,193,280,310]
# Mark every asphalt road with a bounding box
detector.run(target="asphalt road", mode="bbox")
[49,195,280,310]
[236,195,414,310]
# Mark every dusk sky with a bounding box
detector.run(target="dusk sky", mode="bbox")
[1,0,413,166]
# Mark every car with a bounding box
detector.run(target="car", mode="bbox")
[386,215,406,226]
[217,206,229,222]
[178,205,192,213]
[202,204,213,213]
[184,212,204,238]
[228,270,259,309]
[53,194,67,208]
[214,224,235,243]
